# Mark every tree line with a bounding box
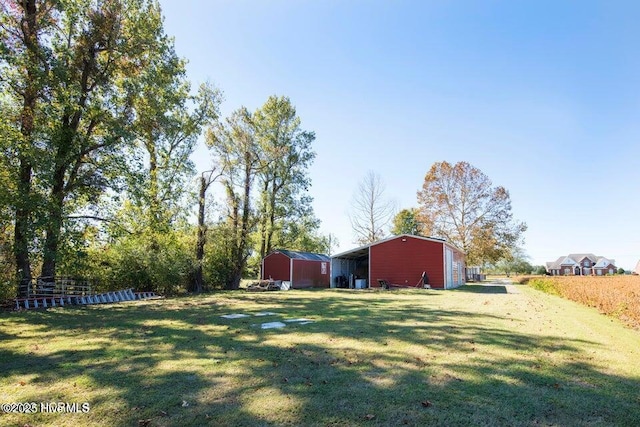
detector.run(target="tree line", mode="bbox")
[349,161,527,268]
[1,1,527,300]
[0,0,330,298]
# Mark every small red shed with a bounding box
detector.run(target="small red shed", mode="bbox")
[261,250,331,288]
[330,234,465,289]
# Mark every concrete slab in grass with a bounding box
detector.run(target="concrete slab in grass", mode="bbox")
[221,313,250,319]
[261,321,287,329]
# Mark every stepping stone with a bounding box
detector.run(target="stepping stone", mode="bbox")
[254,312,277,316]
[284,318,312,323]
[261,321,286,329]
[221,314,250,319]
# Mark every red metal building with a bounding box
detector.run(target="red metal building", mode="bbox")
[261,250,331,288]
[330,234,465,289]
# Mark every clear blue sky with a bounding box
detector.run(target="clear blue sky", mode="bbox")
[159,0,640,269]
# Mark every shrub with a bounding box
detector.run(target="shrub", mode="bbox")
[527,277,561,296]
[533,265,547,275]
[89,230,195,295]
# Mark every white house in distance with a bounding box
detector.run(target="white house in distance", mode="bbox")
[546,253,616,276]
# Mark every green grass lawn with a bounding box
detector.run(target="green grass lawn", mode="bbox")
[2,283,640,426]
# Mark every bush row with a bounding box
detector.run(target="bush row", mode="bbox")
[526,276,640,328]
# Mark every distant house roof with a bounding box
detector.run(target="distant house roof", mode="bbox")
[271,249,330,262]
[567,253,597,263]
[547,256,565,270]
[546,254,616,271]
[560,256,578,266]
[593,257,615,268]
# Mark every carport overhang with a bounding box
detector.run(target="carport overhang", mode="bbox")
[330,244,371,288]
[332,246,370,260]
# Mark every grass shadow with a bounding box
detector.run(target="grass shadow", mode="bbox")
[454,284,508,294]
[1,289,639,426]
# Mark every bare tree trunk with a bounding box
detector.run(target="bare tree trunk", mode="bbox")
[227,150,253,290]
[14,160,33,288]
[146,132,162,227]
[265,195,277,255]
[193,175,207,293]
[41,161,67,278]
[14,0,40,291]
[258,180,269,259]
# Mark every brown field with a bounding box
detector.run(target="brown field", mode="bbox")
[523,275,640,329]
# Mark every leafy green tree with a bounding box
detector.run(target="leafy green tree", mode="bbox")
[114,44,220,294]
[533,265,547,275]
[202,221,236,289]
[2,0,192,284]
[88,226,195,295]
[0,0,209,290]
[493,246,532,275]
[0,0,53,285]
[617,267,625,275]
[391,208,422,235]
[417,161,526,265]
[38,0,135,278]
[126,66,221,230]
[206,108,259,289]
[271,212,330,254]
[206,97,324,287]
[0,140,16,297]
[0,211,14,300]
[253,95,316,260]
[194,167,223,292]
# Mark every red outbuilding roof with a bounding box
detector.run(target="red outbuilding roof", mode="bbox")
[332,234,460,259]
[271,249,330,262]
